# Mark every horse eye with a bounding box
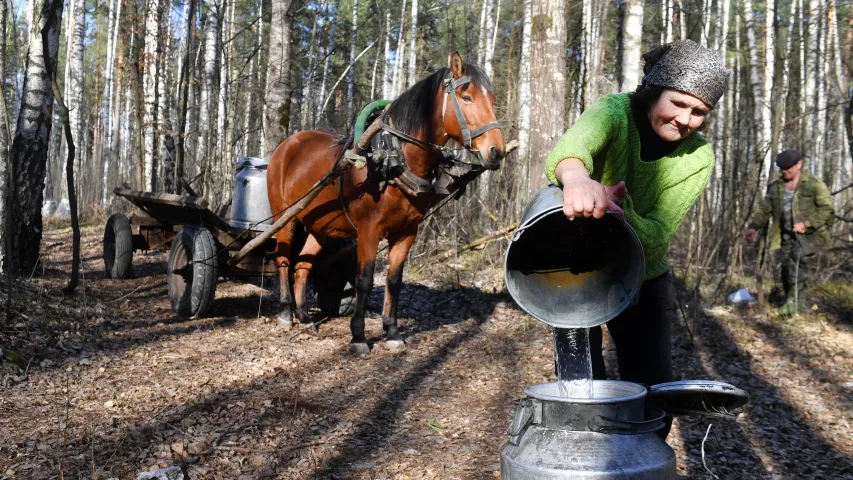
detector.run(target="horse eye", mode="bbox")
[462,95,473,103]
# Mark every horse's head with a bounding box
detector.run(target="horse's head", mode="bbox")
[441,52,506,170]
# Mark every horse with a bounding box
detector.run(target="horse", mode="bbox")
[267,52,506,354]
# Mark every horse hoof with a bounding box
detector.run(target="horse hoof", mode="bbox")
[385,339,406,352]
[276,314,293,330]
[349,342,370,355]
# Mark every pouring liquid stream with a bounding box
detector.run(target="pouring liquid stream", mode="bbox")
[553,327,594,399]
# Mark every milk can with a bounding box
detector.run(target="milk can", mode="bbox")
[501,187,748,479]
[500,380,747,479]
[230,156,274,231]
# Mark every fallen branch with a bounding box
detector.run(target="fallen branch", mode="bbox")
[433,224,518,262]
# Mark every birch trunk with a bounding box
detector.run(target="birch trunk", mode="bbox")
[101,0,122,204]
[618,0,643,92]
[391,0,406,97]
[516,0,532,163]
[198,0,220,192]
[528,0,566,197]
[7,0,64,275]
[743,0,772,193]
[382,10,393,99]
[407,0,418,87]
[477,0,489,66]
[160,6,175,193]
[176,0,196,194]
[142,0,161,191]
[317,0,338,126]
[483,0,496,79]
[816,2,828,180]
[67,0,84,182]
[804,0,818,164]
[777,0,796,153]
[263,0,293,158]
[211,0,231,205]
[301,4,321,130]
[711,0,731,213]
[346,0,359,129]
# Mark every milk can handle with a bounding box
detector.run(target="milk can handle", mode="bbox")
[591,408,667,435]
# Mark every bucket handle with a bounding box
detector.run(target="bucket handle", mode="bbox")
[507,398,541,445]
[591,408,667,435]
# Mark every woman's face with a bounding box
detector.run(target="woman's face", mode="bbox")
[647,90,711,142]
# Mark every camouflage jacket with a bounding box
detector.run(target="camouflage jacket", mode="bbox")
[749,172,835,253]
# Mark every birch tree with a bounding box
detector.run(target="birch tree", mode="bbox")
[346,0,359,129]
[618,0,643,92]
[198,0,221,193]
[382,9,393,98]
[7,0,63,275]
[528,0,566,196]
[101,0,122,204]
[66,0,84,181]
[142,0,162,191]
[407,0,418,88]
[516,0,532,163]
[743,0,773,192]
[317,0,339,125]
[263,0,294,158]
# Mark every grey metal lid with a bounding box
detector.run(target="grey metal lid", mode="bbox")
[648,380,748,417]
[236,156,269,170]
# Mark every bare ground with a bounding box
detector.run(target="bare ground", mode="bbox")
[1,225,852,479]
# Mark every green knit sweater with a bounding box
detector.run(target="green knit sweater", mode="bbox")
[544,93,715,280]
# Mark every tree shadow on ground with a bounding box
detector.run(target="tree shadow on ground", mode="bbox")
[671,276,853,479]
[21,295,528,478]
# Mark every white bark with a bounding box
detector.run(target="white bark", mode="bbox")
[815,1,827,177]
[199,0,220,188]
[347,0,359,127]
[483,0,496,79]
[743,0,772,193]
[301,4,321,130]
[8,0,63,274]
[662,0,673,43]
[619,0,643,92]
[382,10,393,98]
[407,0,418,87]
[142,0,161,191]
[213,0,232,203]
[391,0,406,97]
[711,0,731,212]
[101,0,122,204]
[804,0,818,165]
[477,0,488,66]
[317,0,339,124]
[516,0,532,162]
[778,0,797,153]
[529,0,566,196]
[263,0,293,157]
[67,0,84,178]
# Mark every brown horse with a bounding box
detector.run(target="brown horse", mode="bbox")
[267,52,505,354]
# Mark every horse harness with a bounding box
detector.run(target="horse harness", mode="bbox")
[337,73,502,230]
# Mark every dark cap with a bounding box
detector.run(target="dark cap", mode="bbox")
[775,149,802,169]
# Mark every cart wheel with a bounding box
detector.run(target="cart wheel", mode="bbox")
[168,226,218,318]
[104,213,133,279]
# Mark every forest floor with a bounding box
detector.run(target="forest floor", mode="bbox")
[1,225,852,479]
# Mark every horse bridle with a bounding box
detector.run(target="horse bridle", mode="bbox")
[379,73,502,167]
[440,74,502,151]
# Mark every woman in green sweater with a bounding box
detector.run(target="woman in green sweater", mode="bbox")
[545,40,728,435]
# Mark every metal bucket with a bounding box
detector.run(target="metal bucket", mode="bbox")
[501,380,675,480]
[230,156,274,231]
[504,186,644,328]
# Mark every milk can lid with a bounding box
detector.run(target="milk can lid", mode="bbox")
[647,380,748,417]
[237,156,268,170]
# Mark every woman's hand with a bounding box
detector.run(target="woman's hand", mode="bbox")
[556,159,624,220]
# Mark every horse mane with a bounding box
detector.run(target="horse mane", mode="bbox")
[385,63,492,138]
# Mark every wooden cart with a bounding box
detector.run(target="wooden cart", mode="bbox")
[103,187,354,319]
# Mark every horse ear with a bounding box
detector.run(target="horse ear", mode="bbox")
[448,51,465,79]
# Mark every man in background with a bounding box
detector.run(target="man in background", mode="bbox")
[746,149,835,314]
